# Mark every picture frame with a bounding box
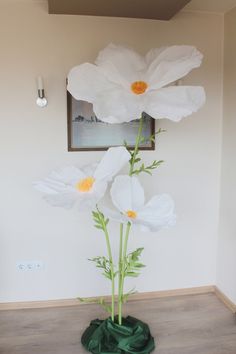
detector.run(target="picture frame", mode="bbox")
[67,91,155,151]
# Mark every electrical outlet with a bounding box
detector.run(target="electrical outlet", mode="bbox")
[17,261,43,271]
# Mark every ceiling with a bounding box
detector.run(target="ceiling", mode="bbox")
[48,0,191,20]
[47,0,236,18]
[184,0,236,13]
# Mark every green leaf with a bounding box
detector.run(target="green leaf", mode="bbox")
[78,297,112,314]
[126,272,140,277]
[94,225,103,229]
[92,207,110,232]
[77,297,97,304]
[133,263,145,268]
[122,288,137,303]
[89,255,116,281]
[99,298,112,314]
[131,159,164,176]
[123,247,145,279]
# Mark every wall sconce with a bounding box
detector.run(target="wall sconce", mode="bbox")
[36,76,48,108]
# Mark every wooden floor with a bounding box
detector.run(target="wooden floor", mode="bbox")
[0,293,236,354]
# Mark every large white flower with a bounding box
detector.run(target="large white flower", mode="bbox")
[107,175,176,232]
[67,44,206,123]
[33,147,130,209]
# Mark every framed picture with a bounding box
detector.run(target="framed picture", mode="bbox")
[67,92,155,151]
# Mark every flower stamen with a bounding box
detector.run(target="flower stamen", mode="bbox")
[131,81,148,95]
[76,177,95,192]
[126,210,137,219]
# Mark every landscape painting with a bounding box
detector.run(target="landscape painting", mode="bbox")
[67,92,155,151]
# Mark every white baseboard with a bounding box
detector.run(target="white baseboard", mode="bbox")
[0,285,215,311]
[214,286,236,313]
[0,285,235,313]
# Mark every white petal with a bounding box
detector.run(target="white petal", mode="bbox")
[145,86,206,121]
[33,166,85,194]
[50,166,86,185]
[93,86,143,123]
[81,163,98,177]
[94,147,130,182]
[74,179,108,210]
[33,179,70,195]
[101,207,125,224]
[110,175,145,213]
[44,192,79,209]
[95,43,146,87]
[44,180,107,210]
[73,179,107,209]
[78,197,99,210]
[67,63,114,102]
[91,180,108,201]
[33,180,58,195]
[146,46,203,89]
[145,47,167,66]
[137,194,176,232]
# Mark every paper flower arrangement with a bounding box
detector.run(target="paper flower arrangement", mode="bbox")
[35,44,205,354]
[34,147,130,209]
[67,44,205,123]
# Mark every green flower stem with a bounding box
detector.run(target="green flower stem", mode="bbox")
[117,117,144,325]
[118,223,124,324]
[118,222,131,325]
[129,115,143,176]
[102,220,115,322]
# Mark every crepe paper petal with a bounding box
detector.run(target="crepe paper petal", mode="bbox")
[146,45,203,90]
[67,63,115,103]
[81,163,98,177]
[74,180,108,210]
[33,178,72,195]
[34,147,130,210]
[49,166,86,185]
[44,192,79,209]
[110,175,145,213]
[94,147,130,182]
[137,194,176,232]
[93,87,143,123]
[145,47,167,66]
[95,43,146,87]
[110,175,175,232]
[33,166,85,195]
[91,180,108,200]
[145,86,206,121]
[101,206,125,224]
[67,44,205,124]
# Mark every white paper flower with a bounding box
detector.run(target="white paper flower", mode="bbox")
[67,44,206,123]
[33,147,130,209]
[107,175,176,232]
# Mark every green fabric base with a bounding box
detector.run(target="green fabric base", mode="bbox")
[81,316,155,354]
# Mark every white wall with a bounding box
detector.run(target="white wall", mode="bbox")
[216,7,236,304]
[0,0,224,302]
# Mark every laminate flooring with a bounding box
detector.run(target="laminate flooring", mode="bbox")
[0,293,236,354]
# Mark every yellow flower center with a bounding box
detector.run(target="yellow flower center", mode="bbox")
[126,210,137,219]
[75,177,95,192]
[131,81,148,95]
